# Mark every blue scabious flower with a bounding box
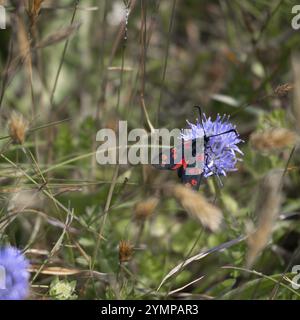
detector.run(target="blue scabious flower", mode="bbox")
[0,247,30,300]
[181,113,243,178]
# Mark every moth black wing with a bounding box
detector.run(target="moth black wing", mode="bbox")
[180,137,205,190]
[181,164,203,190]
[152,143,183,170]
[152,136,205,191]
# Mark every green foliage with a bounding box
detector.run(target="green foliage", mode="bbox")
[49,278,78,300]
[53,124,74,159]
[0,0,299,301]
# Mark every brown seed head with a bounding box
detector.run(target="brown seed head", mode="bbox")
[274,83,294,97]
[119,240,133,263]
[134,197,159,221]
[8,112,29,145]
[246,169,283,268]
[163,183,223,232]
[27,0,44,26]
[250,128,297,151]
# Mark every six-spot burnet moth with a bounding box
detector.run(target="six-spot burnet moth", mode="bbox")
[152,106,241,190]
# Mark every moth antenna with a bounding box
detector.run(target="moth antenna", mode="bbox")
[194,106,207,137]
[207,129,238,140]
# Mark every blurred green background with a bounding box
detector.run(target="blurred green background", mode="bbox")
[0,0,300,300]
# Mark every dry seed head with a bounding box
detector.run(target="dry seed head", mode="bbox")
[8,112,29,145]
[246,169,283,268]
[134,197,159,220]
[119,240,133,263]
[164,183,223,232]
[27,0,44,26]
[8,189,44,213]
[250,128,297,151]
[274,83,294,97]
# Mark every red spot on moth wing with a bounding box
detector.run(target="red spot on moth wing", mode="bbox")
[170,148,178,160]
[184,141,191,148]
[187,168,202,175]
[171,158,189,170]
[171,163,182,170]
[196,154,204,161]
[182,159,188,169]
[191,179,197,186]
[186,168,195,175]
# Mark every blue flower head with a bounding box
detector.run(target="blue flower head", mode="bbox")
[0,247,30,300]
[181,113,243,178]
